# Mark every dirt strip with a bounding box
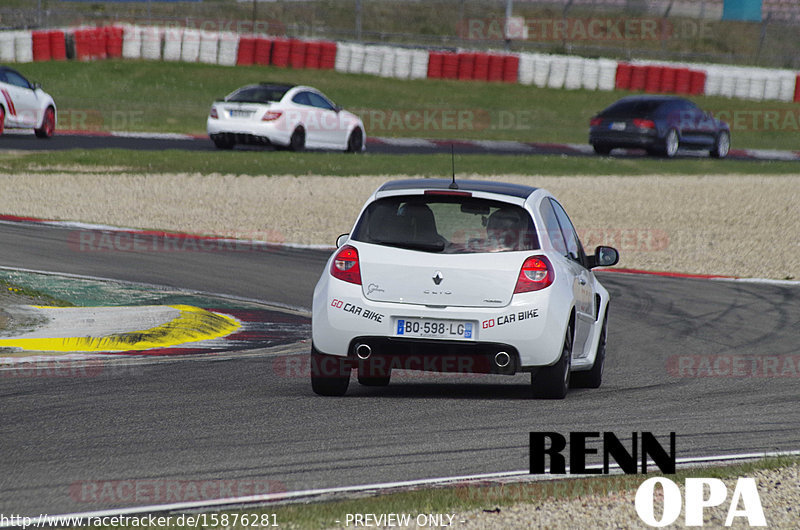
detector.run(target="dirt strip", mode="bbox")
[1,172,798,279]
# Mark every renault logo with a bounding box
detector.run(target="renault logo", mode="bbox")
[432,271,444,285]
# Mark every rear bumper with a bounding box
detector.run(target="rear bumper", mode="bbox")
[589,130,659,149]
[332,336,523,375]
[206,118,291,146]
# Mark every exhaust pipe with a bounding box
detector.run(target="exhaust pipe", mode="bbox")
[355,343,372,360]
[494,351,511,369]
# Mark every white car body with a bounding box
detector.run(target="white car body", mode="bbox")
[207,83,365,152]
[0,66,56,137]
[311,178,619,398]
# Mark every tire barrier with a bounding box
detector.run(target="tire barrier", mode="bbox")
[198,31,219,64]
[5,23,798,105]
[271,38,291,67]
[32,31,51,62]
[180,29,200,63]
[162,28,183,62]
[140,26,162,60]
[217,32,239,67]
[15,31,33,63]
[253,37,272,66]
[121,25,142,60]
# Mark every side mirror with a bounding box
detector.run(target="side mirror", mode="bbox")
[588,246,619,269]
[335,233,349,247]
[33,82,42,90]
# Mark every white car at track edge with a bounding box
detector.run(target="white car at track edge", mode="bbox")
[207,82,365,152]
[0,65,56,138]
[311,178,619,398]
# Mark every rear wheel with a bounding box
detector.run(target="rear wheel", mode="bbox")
[0,106,5,136]
[710,131,730,159]
[346,128,363,153]
[532,323,572,399]
[571,314,607,389]
[310,348,351,396]
[592,144,612,155]
[289,127,305,151]
[34,107,55,138]
[212,136,235,149]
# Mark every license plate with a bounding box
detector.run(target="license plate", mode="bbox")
[229,109,253,118]
[396,318,473,339]
[610,121,626,131]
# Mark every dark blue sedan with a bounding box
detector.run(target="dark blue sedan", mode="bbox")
[589,96,730,158]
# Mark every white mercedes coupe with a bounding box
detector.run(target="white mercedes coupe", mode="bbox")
[311,178,619,398]
[207,83,365,152]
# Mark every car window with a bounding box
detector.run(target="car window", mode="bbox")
[352,195,539,254]
[4,70,31,90]
[291,91,312,106]
[307,92,335,111]
[602,100,662,116]
[227,86,289,103]
[550,199,586,266]
[538,198,568,256]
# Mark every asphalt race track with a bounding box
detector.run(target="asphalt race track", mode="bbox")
[4,131,800,160]
[1,220,799,517]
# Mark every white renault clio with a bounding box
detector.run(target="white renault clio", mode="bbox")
[311,178,619,398]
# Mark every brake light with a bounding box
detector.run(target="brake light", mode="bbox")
[262,111,282,121]
[209,107,218,119]
[514,256,553,293]
[330,245,361,285]
[589,117,603,127]
[424,190,472,197]
[633,118,655,129]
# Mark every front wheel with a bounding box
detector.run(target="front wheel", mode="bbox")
[710,131,730,159]
[346,128,363,153]
[660,128,679,158]
[532,323,572,399]
[571,314,607,389]
[34,107,55,138]
[310,348,351,396]
[289,127,305,151]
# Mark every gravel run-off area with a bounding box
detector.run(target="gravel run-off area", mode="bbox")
[1,172,799,280]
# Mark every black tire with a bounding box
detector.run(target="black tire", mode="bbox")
[660,128,679,158]
[571,314,607,389]
[710,130,730,159]
[212,136,235,150]
[592,144,612,156]
[34,106,55,139]
[289,127,305,151]
[532,323,572,399]
[0,106,5,136]
[346,128,363,153]
[310,348,350,396]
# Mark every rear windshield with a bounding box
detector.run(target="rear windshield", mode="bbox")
[227,86,290,104]
[352,195,539,254]
[601,100,665,116]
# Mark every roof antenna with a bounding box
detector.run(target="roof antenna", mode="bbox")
[449,144,458,189]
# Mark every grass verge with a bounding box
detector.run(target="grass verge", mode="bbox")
[1,149,799,176]
[11,60,800,150]
[0,279,75,308]
[61,455,799,529]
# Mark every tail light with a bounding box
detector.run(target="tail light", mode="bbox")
[209,107,218,119]
[262,111,282,121]
[330,245,361,285]
[514,256,554,293]
[633,118,655,129]
[589,117,603,127]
